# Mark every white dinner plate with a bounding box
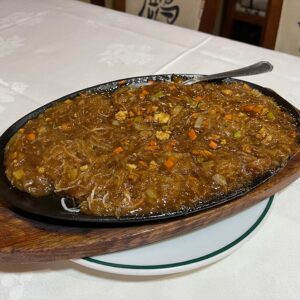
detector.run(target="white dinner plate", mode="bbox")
[72,196,274,276]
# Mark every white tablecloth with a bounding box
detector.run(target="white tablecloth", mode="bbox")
[0,1,299,299]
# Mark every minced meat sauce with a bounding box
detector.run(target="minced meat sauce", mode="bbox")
[4,81,300,217]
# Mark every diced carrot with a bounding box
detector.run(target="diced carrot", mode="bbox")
[148,140,158,146]
[188,129,197,141]
[169,85,176,90]
[224,114,232,120]
[241,105,261,114]
[139,160,148,168]
[60,123,72,131]
[242,105,255,112]
[164,140,177,151]
[26,133,36,141]
[145,140,160,151]
[164,157,176,170]
[18,128,25,133]
[191,112,200,118]
[209,140,218,150]
[113,146,124,154]
[144,145,160,151]
[118,79,127,85]
[195,96,202,102]
[139,89,149,98]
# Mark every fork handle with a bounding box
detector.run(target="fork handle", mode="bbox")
[184,61,273,85]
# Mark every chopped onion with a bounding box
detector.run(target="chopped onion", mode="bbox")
[194,116,203,129]
[212,174,227,186]
[146,188,158,199]
[172,105,183,116]
[134,123,151,131]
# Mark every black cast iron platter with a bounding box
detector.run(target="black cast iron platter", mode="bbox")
[0,74,299,224]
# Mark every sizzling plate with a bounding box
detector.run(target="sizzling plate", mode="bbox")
[0,74,299,224]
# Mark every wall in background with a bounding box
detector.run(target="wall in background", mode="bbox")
[275,0,300,57]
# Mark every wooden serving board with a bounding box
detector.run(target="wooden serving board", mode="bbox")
[0,152,300,264]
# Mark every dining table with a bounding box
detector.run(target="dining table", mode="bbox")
[0,0,300,299]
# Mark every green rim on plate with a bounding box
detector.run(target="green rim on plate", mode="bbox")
[83,196,274,270]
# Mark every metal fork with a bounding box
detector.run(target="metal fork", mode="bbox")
[183,61,273,85]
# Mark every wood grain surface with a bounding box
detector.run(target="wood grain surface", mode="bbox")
[0,152,299,264]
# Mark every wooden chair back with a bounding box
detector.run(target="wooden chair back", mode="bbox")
[91,0,221,34]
